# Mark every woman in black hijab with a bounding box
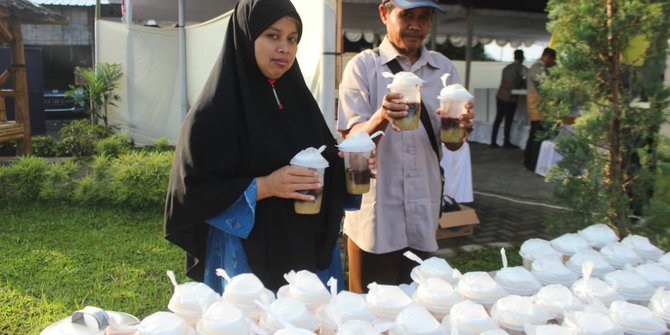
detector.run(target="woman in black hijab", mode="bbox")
[164,0,346,292]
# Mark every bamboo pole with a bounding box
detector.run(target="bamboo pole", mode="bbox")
[10,18,31,155]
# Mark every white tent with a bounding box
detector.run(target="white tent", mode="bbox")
[98,0,337,145]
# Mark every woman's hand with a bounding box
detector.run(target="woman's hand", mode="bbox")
[256,166,321,201]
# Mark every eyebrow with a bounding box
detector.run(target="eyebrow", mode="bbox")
[266,25,298,35]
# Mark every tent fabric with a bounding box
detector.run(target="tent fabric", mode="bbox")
[98,0,336,145]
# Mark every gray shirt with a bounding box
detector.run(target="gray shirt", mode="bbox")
[496,62,527,102]
[337,37,461,253]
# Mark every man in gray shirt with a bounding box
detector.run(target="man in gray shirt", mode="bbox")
[491,49,527,148]
[337,0,474,293]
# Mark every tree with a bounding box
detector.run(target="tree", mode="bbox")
[67,63,123,127]
[541,0,670,235]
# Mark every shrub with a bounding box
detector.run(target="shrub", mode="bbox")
[96,132,133,157]
[32,136,58,157]
[105,151,174,208]
[0,156,49,200]
[38,159,78,201]
[59,119,111,157]
[154,136,173,152]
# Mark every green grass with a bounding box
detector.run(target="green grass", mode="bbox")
[0,203,183,334]
[0,202,522,334]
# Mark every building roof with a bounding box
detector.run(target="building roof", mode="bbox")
[1,0,67,24]
[30,0,120,6]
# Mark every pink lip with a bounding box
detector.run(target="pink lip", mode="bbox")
[273,58,289,67]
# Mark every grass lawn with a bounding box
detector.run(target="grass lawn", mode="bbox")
[0,203,182,334]
[0,202,518,334]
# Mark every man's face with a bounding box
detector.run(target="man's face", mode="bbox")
[379,5,433,55]
[543,55,556,68]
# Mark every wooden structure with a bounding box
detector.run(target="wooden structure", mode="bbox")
[0,0,65,155]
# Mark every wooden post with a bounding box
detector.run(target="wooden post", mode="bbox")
[10,18,31,155]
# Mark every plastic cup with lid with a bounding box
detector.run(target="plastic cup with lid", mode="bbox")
[648,288,670,325]
[390,305,446,335]
[599,242,644,269]
[337,131,383,195]
[412,277,461,320]
[523,324,578,335]
[562,310,624,335]
[622,235,664,261]
[365,282,413,321]
[442,300,499,335]
[166,271,219,328]
[455,271,509,310]
[409,254,461,285]
[565,249,615,278]
[519,238,562,270]
[384,71,424,130]
[534,284,585,323]
[490,295,554,334]
[336,319,379,335]
[530,256,579,286]
[136,311,195,335]
[39,306,140,335]
[258,297,318,333]
[608,300,667,335]
[634,263,670,289]
[577,224,620,249]
[603,269,655,305]
[279,270,331,313]
[436,74,473,151]
[196,301,251,335]
[318,290,375,328]
[289,146,330,215]
[494,266,542,296]
[550,233,592,261]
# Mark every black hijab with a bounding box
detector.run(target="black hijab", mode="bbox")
[164,0,344,290]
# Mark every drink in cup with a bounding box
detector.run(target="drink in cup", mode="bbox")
[385,71,424,131]
[437,74,473,151]
[290,146,329,215]
[337,131,383,195]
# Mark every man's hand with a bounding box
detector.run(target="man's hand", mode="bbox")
[378,92,409,132]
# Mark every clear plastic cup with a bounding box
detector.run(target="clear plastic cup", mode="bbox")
[338,131,382,195]
[436,76,473,151]
[386,71,424,131]
[290,146,330,215]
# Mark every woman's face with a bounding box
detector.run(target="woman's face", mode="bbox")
[254,17,299,80]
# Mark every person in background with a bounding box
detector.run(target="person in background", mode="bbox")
[491,49,527,149]
[337,0,474,293]
[524,47,556,172]
[164,0,349,293]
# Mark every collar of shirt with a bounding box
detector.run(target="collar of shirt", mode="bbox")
[378,37,441,72]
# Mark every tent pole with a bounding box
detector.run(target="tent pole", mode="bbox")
[94,0,100,66]
[178,0,188,118]
[125,0,132,26]
[465,6,474,90]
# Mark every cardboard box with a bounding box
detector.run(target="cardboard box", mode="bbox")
[436,205,480,239]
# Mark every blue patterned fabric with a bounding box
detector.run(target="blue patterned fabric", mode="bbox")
[203,179,343,294]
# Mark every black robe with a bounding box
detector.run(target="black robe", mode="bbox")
[164,0,345,291]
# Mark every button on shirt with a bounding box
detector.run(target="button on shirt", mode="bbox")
[337,38,461,254]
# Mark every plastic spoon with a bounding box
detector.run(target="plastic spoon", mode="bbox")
[166,270,179,289]
[215,268,233,283]
[254,300,301,333]
[318,145,326,153]
[441,73,451,87]
[501,248,508,269]
[403,250,424,265]
[581,260,595,300]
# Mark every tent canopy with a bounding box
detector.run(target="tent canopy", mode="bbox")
[2,0,67,24]
[128,0,550,44]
